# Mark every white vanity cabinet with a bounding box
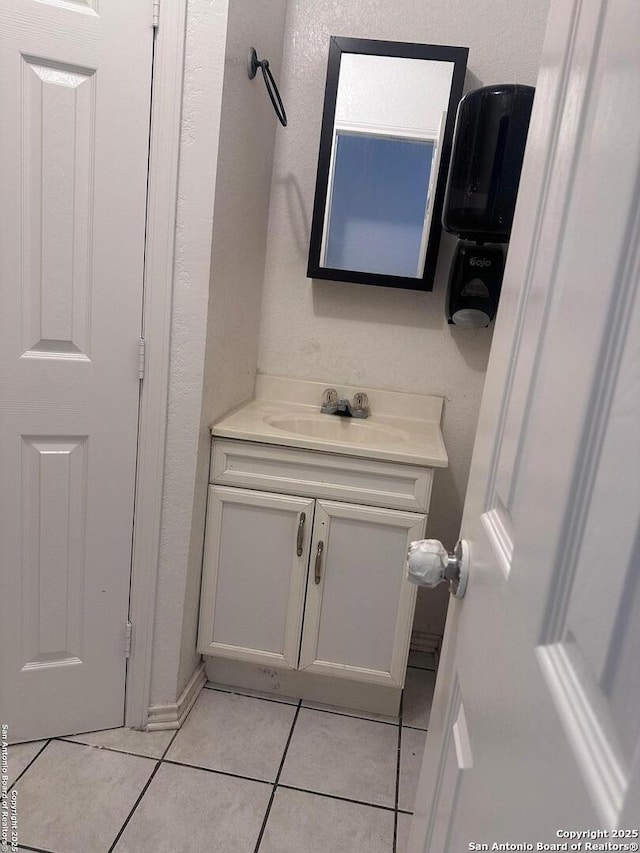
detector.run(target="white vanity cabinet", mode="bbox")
[198,439,431,690]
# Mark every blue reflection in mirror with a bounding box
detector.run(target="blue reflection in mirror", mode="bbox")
[324,132,435,278]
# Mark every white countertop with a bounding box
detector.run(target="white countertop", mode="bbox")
[211,375,449,468]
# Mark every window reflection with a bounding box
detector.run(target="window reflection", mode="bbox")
[324,132,436,277]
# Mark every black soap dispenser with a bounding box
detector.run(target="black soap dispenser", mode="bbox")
[442,84,535,327]
[447,243,504,328]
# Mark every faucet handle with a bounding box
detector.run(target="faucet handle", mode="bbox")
[320,388,339,414]
[322,388,338,407]
[353,392,369,412]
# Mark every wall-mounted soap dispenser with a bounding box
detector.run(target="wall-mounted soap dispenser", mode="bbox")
[442,84,535,327]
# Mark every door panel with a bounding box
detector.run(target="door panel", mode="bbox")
[410,0,640,845]
[534,274,640,822]
[21,437,88,668]
[0,0,153,741]
[198,486,315,669]
[299,500,424,686]
[424,679,472,852]
[22,57,95,358]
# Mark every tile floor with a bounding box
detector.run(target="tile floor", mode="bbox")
[9,657,436,853]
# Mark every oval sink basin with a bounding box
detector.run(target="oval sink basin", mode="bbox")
[264,414,407,445]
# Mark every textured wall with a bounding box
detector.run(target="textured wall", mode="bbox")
[150,0,228,707]
[177,0,288,695]
[202,0,288,427]
[152,0,288,707]
[257,0,550,635]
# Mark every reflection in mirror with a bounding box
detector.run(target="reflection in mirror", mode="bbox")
[308,38,467,291]
[325,132,437,277]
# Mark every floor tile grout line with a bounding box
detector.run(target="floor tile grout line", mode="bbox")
[407,662,437,672]
[277,783,397,813]
[297,704,399,727]
[203,684,298,708]
[160,728,180,760]
[394,691,405,853]
[398,809,413,816]
[50,735,169,762]
[253,699,302,853]
[161,757,269,786]
[106,759,162,853]
[269,700,302,788]
[402,724,428,733]
[54,724,124,741]
[9,739,51,790]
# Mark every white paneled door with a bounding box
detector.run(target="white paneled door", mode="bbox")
[410,0,640,846]
[0,0,153,741]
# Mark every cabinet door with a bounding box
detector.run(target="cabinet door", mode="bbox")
[198,486,315,668]
[299,501,426,687]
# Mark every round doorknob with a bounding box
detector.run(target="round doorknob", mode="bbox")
[406,539,469,598]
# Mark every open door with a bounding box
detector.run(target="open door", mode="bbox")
[0,0,153,741]
[410,0,640,845]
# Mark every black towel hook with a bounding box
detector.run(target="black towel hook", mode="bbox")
[248,47,288,127]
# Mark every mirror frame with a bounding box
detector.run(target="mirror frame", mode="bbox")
[307,37,468,291]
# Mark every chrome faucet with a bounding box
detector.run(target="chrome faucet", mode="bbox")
[320,388,370,419]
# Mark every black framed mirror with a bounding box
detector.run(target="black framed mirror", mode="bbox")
[307,37,468,291]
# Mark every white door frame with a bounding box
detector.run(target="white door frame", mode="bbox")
[125,0,189,729]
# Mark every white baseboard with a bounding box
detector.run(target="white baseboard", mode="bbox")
[205,658,402,718]
[410,630,442,654]
[145,662,206,731]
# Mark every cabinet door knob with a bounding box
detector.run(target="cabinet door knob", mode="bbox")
[314,540,324,584]
[296,512,306,556]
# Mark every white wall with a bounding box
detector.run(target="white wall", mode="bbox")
[257,0,550,636]
[149,0,288,709]
[178,0,288,695]
[149,0,228,707]
[202,0,288,427]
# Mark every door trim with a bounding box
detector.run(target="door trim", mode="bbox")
[125,0,188,729]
